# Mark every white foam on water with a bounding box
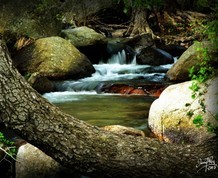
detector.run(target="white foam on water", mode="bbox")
[43,91,97,103]
[44,51,176,102]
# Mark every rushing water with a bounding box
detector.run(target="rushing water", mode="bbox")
[43,50,174,132]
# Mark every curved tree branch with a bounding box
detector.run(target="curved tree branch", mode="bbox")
[0,39,217,177]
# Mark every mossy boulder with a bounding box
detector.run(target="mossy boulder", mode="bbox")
[13,36,95,80]
[166,41,218,81]
[61,26,106,47]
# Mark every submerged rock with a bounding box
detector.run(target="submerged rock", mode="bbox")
[98,83,167,97]
[13,36,95,80]
[148,77,218,144]
[100,84,147,95]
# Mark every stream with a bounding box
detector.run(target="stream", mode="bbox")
[43,50,174,133]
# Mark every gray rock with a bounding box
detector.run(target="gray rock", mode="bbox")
[124,33,155,50]
[136,47,174,66]
[16,143,79,178]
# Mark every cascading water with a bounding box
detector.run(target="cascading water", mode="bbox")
[43,50,175,131]
[47,49,172,94]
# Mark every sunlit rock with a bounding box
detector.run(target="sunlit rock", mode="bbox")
[102,125,145,137]
[148,77,218,143]
[13,36,95,80]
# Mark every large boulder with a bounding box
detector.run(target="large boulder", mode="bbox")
[13,36,95,80]
[166,41,218,81]
[136,47,174,66]
[61,26,106,47]
[124,33,155,51]
[148,77,218,144]
[16,143,79,178]
[27,72,55,94]
[61,26,107,64]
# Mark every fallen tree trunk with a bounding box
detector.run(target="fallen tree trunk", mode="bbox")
[0,39,217,177]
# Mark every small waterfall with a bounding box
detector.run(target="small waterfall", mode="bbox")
[108,50,126,64]
[52,50,174,93]
[101,50,136,65]
[131,55,137,65]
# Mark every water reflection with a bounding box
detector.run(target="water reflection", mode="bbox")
[44,93,155,131]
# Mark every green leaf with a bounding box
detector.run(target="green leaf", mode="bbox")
[193,115,204,127]
[191,94,196,99]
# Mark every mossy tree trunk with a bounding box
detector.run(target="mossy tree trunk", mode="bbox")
[0,39,217,177]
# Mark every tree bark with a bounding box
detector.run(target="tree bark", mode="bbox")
[0,39,217,177]
[126,8,154,37]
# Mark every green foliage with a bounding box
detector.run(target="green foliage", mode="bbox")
[193,0,218,12]
[116,0,163,13]
[194,0,210,9]
[0,132,17,158]
[193,115,204,127]
[187,18,218,133]
[206,20,218,47]
[35,0,60,14]
[206,122,216,133]
[188,45,216,84]
[36,0,54,12]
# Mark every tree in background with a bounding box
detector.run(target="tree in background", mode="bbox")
[115,0,217,37]
[116,0,163,36]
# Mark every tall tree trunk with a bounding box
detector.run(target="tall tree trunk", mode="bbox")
[126,8,154,37]
[0,39,217,177]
